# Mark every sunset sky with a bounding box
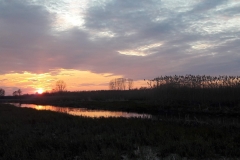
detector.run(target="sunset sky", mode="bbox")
[0,0,240,95]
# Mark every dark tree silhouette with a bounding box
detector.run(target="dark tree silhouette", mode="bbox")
[0,88,5,96]
[13,89,22,96]
[55,80,67,92]
[109,78,134,90]
[13,91,18,96]
[17,89,22,96]
[127,79,134,90]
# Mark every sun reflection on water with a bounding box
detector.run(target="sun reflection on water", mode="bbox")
[10,103,152,119]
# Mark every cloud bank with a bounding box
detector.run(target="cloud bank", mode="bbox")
[0,0,240,80]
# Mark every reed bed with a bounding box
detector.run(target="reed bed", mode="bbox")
[1,103,240,159]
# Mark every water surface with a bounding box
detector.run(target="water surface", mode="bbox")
[9,103,240,127]
[10,103,152,118]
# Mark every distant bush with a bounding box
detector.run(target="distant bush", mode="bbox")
[0,88,5,96]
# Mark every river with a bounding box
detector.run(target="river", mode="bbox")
[9,103,240,127]
[9,103,152,118]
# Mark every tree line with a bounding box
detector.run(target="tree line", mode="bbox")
[0,88,22,96]
[109,78,134,90]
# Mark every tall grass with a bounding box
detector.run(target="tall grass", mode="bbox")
[148,75,240,88]
[1,103,240,159]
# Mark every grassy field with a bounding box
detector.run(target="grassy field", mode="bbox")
[1,103,240,159]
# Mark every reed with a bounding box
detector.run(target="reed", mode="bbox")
[1,103,240,159]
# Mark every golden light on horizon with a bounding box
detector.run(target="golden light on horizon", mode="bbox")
[37,88,44,94]
[0,69,148,95]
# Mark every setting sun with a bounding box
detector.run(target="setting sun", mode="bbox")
[37,88,44,94]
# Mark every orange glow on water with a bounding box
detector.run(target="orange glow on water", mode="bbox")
[10,103,152,118]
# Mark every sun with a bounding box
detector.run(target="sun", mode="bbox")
[37,88,44,94]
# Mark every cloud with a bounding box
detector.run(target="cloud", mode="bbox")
[79,83,108,87]
[0,0,240,82]
[0,79,8,82]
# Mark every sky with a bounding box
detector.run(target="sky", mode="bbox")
[0,0,240,95]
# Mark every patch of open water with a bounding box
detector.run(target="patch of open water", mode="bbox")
[9,103,152,118]
[8,103,240,127]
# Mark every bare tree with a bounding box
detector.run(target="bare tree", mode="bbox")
[12,89,22,96]
[13,91,18,96]
[17,89,22,96]
[109,78,134,90]
[109,78,125,90]
[55,80,67,92]
[0,88,5,96]
[126,78,134,90]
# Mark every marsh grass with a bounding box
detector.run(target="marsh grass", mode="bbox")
[1,104,240,159]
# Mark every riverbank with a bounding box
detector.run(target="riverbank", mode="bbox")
[1,103,240,159]
[1,87,240,116]
[2,98,240,118]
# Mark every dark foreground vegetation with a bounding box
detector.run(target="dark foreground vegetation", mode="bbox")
[1,103,240,159]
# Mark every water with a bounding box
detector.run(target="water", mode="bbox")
[8,103,240,127]
[9,103,152,118]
